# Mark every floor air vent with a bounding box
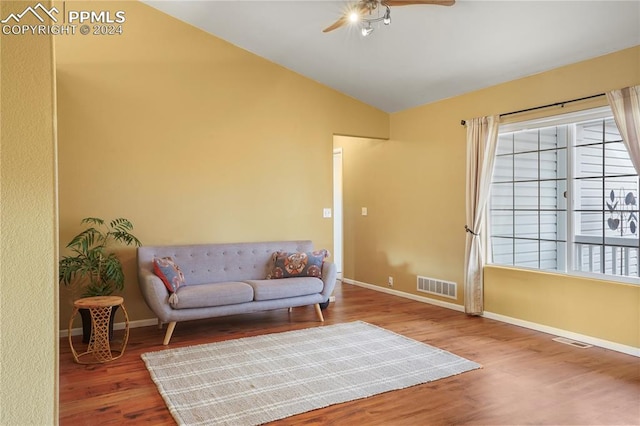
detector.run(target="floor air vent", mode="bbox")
[552,337,593,349]
[417,276,457,300]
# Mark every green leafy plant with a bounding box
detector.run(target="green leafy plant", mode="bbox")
[59,217,142,297]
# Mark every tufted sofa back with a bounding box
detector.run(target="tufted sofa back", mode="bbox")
[138,240,313,285]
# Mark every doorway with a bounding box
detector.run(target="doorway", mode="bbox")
[333,148,343,279]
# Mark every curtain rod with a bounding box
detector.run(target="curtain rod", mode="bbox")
[460,92,606,126]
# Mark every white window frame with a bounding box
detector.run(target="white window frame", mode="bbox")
[490,106,640,285]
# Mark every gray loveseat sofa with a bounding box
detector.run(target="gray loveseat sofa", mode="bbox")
[137,240,336,345]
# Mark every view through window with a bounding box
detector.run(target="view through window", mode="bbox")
[489,107,640,282]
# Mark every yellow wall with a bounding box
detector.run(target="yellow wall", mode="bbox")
[335,135,437,291]
[484,266,639,347]
[55,1,389,328]
[342,46,640,348]
[0,1,58,424]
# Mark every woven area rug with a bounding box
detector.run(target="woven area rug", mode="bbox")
[141,321,481,426]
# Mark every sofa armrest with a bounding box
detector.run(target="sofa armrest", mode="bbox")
[320,261,337,300]
[138,270,174,322]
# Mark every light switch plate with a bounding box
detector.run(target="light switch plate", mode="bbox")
[323,208,332,218]
[362,207,368,216]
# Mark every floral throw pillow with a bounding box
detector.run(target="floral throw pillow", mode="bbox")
[267,250,330,279]
[153,257,186,305]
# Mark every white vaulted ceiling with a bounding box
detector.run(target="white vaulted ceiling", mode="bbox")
[144,1,640,113]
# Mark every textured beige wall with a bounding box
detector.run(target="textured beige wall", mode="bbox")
[55,1,389,328]
[342,46,640,348]
[0,1,59,424]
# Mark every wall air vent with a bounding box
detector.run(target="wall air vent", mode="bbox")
[417,276,457,300]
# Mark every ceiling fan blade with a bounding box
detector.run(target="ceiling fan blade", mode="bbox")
[322,3,372,33]
[323,16,348,33]
[384,0,455,6]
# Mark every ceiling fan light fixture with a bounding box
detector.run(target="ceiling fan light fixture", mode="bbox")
[383,6,391,25]
[323,0,455,35]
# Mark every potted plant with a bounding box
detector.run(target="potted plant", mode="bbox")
[59,217,141,342]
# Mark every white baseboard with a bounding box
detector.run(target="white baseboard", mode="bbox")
[60,318,158,338]
[342,277,639,358]
[342,278,464,312]
[482,311,640,357]
[61,282,639,357]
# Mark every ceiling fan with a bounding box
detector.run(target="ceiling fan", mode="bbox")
[323,0,455,35]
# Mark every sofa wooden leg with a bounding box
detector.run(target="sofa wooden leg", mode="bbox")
[158,318,163,330]
[314,304,324,322]
[288,307,293,313]
[163,322,177,345]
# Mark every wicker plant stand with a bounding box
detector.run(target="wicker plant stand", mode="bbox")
[68,296,130,364]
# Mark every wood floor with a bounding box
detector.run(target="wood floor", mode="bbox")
[60,282,640,425]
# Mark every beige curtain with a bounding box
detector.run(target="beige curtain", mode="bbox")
[607,86,640,173]
[464,116,499,315]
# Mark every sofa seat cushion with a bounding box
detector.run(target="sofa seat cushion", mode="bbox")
[245,277,323,301]
[172,282,254,309]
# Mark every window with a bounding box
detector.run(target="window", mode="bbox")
[489,107,640,282]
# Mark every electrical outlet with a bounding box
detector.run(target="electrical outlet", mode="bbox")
[388,276,394,287]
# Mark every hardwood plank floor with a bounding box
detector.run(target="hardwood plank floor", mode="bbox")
[60,282,640,425]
